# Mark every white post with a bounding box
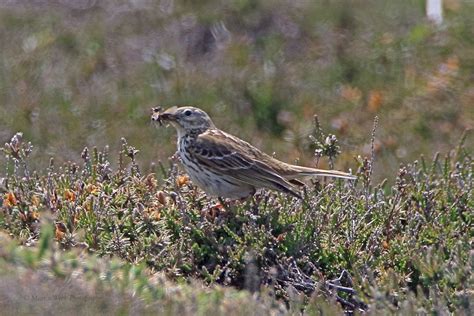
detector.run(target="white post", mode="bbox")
[426,0,443,25]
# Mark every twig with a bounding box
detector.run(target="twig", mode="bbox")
[369,116,379,185]
[326,283,356,295]
[276,261,368,313]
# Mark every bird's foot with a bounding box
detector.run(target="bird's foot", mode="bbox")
[201,197,251,221]
[218,197,235,213]
[201,203,225,221]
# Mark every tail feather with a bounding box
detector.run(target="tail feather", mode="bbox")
[285,165,356,180]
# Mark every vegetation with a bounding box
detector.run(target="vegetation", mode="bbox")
[1,128,472,314]
[0,1,473,314]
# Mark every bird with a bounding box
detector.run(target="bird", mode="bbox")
[151,106,355,199]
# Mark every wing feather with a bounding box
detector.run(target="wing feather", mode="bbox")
[188,130,301,198]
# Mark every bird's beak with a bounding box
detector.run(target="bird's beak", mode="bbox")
[159,112,176,121]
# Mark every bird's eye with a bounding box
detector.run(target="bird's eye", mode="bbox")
[184,110,192,116]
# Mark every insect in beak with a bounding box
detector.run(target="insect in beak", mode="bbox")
[151,106,164,126]
[151,106,180,127]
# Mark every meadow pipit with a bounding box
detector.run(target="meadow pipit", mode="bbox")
[152,106,355,199]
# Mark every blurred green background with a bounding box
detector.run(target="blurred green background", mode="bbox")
[0,0,473,181]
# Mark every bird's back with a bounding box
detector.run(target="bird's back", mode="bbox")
[216,129,355,180]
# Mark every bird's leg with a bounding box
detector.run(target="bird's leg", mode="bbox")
[203,196,254,220]
[217,197,242,215]
[218,197,237,213]
[202,198,236,221]
[201,202,224,221]
[218,197,227,208]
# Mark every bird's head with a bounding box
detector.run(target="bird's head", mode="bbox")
[152,106,215,137]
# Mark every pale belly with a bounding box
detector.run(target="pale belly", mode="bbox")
[178,149,255,199]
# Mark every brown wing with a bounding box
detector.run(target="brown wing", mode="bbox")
[186,129,301,198]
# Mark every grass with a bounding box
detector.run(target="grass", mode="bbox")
[0,228,284,315]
